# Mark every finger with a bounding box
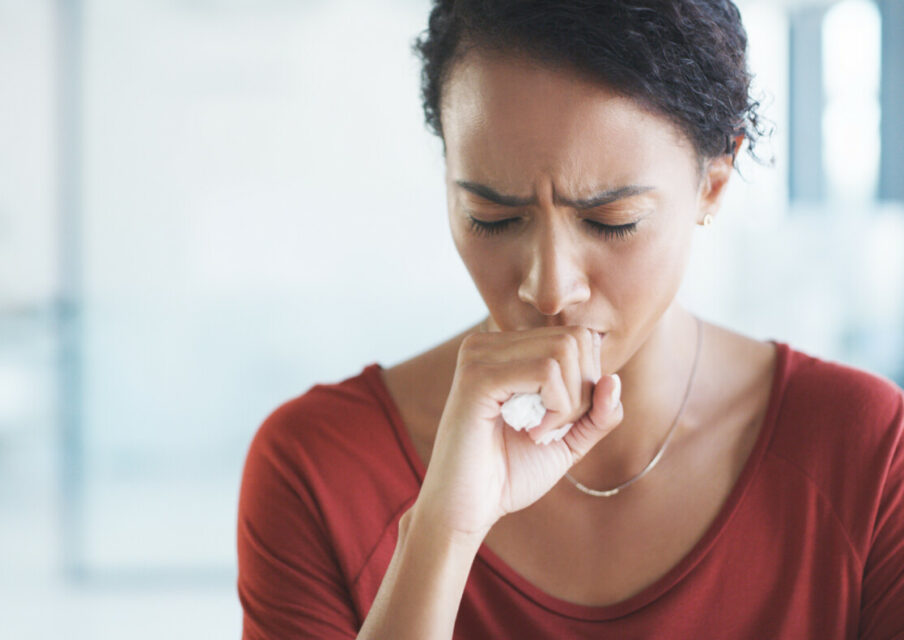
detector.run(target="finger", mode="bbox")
[544,332,583,431]
[467,327,595,426]
[536,421,573,445]
[460,327,598,442]
[482,357,573,428]
[526,328,596,443]
[561,374,623,460]
[537,330,599,445]
[463,325,595,382]
[592,330,602,383]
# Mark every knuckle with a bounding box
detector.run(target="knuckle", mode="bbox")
[553,333,579,359]
[458,334,488,364]
[459,332,483,352]
[542,357,562,379]
[566,326,591,345]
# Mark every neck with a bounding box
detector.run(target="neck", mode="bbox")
[570,304,702,491]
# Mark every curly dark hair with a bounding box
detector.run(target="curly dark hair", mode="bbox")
[412,0,769,167]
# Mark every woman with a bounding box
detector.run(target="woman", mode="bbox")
[237,1,904,638]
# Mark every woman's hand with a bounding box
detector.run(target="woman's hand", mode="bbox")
[412,326,624,541]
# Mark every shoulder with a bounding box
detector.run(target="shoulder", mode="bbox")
[765,343,904,548]
[237,365,418,627]
[249,363,394,463]
[776,344,904,441]
[764,342,904,545]
[238,363,420,578]
[241,362,421,518]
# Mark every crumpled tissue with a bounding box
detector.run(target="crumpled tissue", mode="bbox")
[501,393,573,444]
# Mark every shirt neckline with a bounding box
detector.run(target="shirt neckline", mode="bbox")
[361,339,792,621]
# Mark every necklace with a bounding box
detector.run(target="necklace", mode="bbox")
[564,315,704,497]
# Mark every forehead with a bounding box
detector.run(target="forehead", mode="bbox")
[440,49,698,192]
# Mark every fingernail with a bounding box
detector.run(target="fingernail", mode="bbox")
[609,374,621,405]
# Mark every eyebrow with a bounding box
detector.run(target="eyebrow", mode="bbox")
[455,180,655,210]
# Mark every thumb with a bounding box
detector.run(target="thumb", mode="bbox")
[563,374,623,461]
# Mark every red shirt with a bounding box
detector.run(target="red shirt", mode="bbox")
[237,341,904,639]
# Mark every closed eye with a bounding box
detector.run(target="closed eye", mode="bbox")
[583,219,638,239]
[467,216,638,240]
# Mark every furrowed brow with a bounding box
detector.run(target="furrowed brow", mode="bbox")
[455,181,537,207]
[455,181,654,209]
[555,185,655,209]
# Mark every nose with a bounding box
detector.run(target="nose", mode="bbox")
[517,219,591,316]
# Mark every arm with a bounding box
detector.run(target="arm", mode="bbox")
[357,505,484,640]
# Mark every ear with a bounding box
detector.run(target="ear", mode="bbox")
[696,134,744,224]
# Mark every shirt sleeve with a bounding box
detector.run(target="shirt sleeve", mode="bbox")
[237,412,359,640]
[859,389,904,639]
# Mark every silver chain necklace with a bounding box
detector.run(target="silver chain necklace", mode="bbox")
[564,315,704,497]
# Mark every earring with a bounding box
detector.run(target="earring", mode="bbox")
[700,213,714,227]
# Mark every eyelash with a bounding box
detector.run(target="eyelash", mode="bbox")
[467,216,638,240]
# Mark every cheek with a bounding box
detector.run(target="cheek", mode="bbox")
[600,214,694,313]
[450,224,513,290]
[450,224,538,320]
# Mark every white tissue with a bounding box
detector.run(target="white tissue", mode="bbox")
[500,393,546,430]
[501,392,574,444]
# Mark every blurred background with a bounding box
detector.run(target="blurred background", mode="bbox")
[1,0,902,637]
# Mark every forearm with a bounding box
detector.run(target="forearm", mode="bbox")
[357,504,484,640]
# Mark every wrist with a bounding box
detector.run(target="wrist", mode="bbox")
[403,502,488,556]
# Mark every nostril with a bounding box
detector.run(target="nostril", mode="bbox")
[518,287,591,317]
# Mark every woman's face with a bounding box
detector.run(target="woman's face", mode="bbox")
[441,49,733,372]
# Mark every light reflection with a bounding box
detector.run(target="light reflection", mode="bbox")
[822,0,882,203]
